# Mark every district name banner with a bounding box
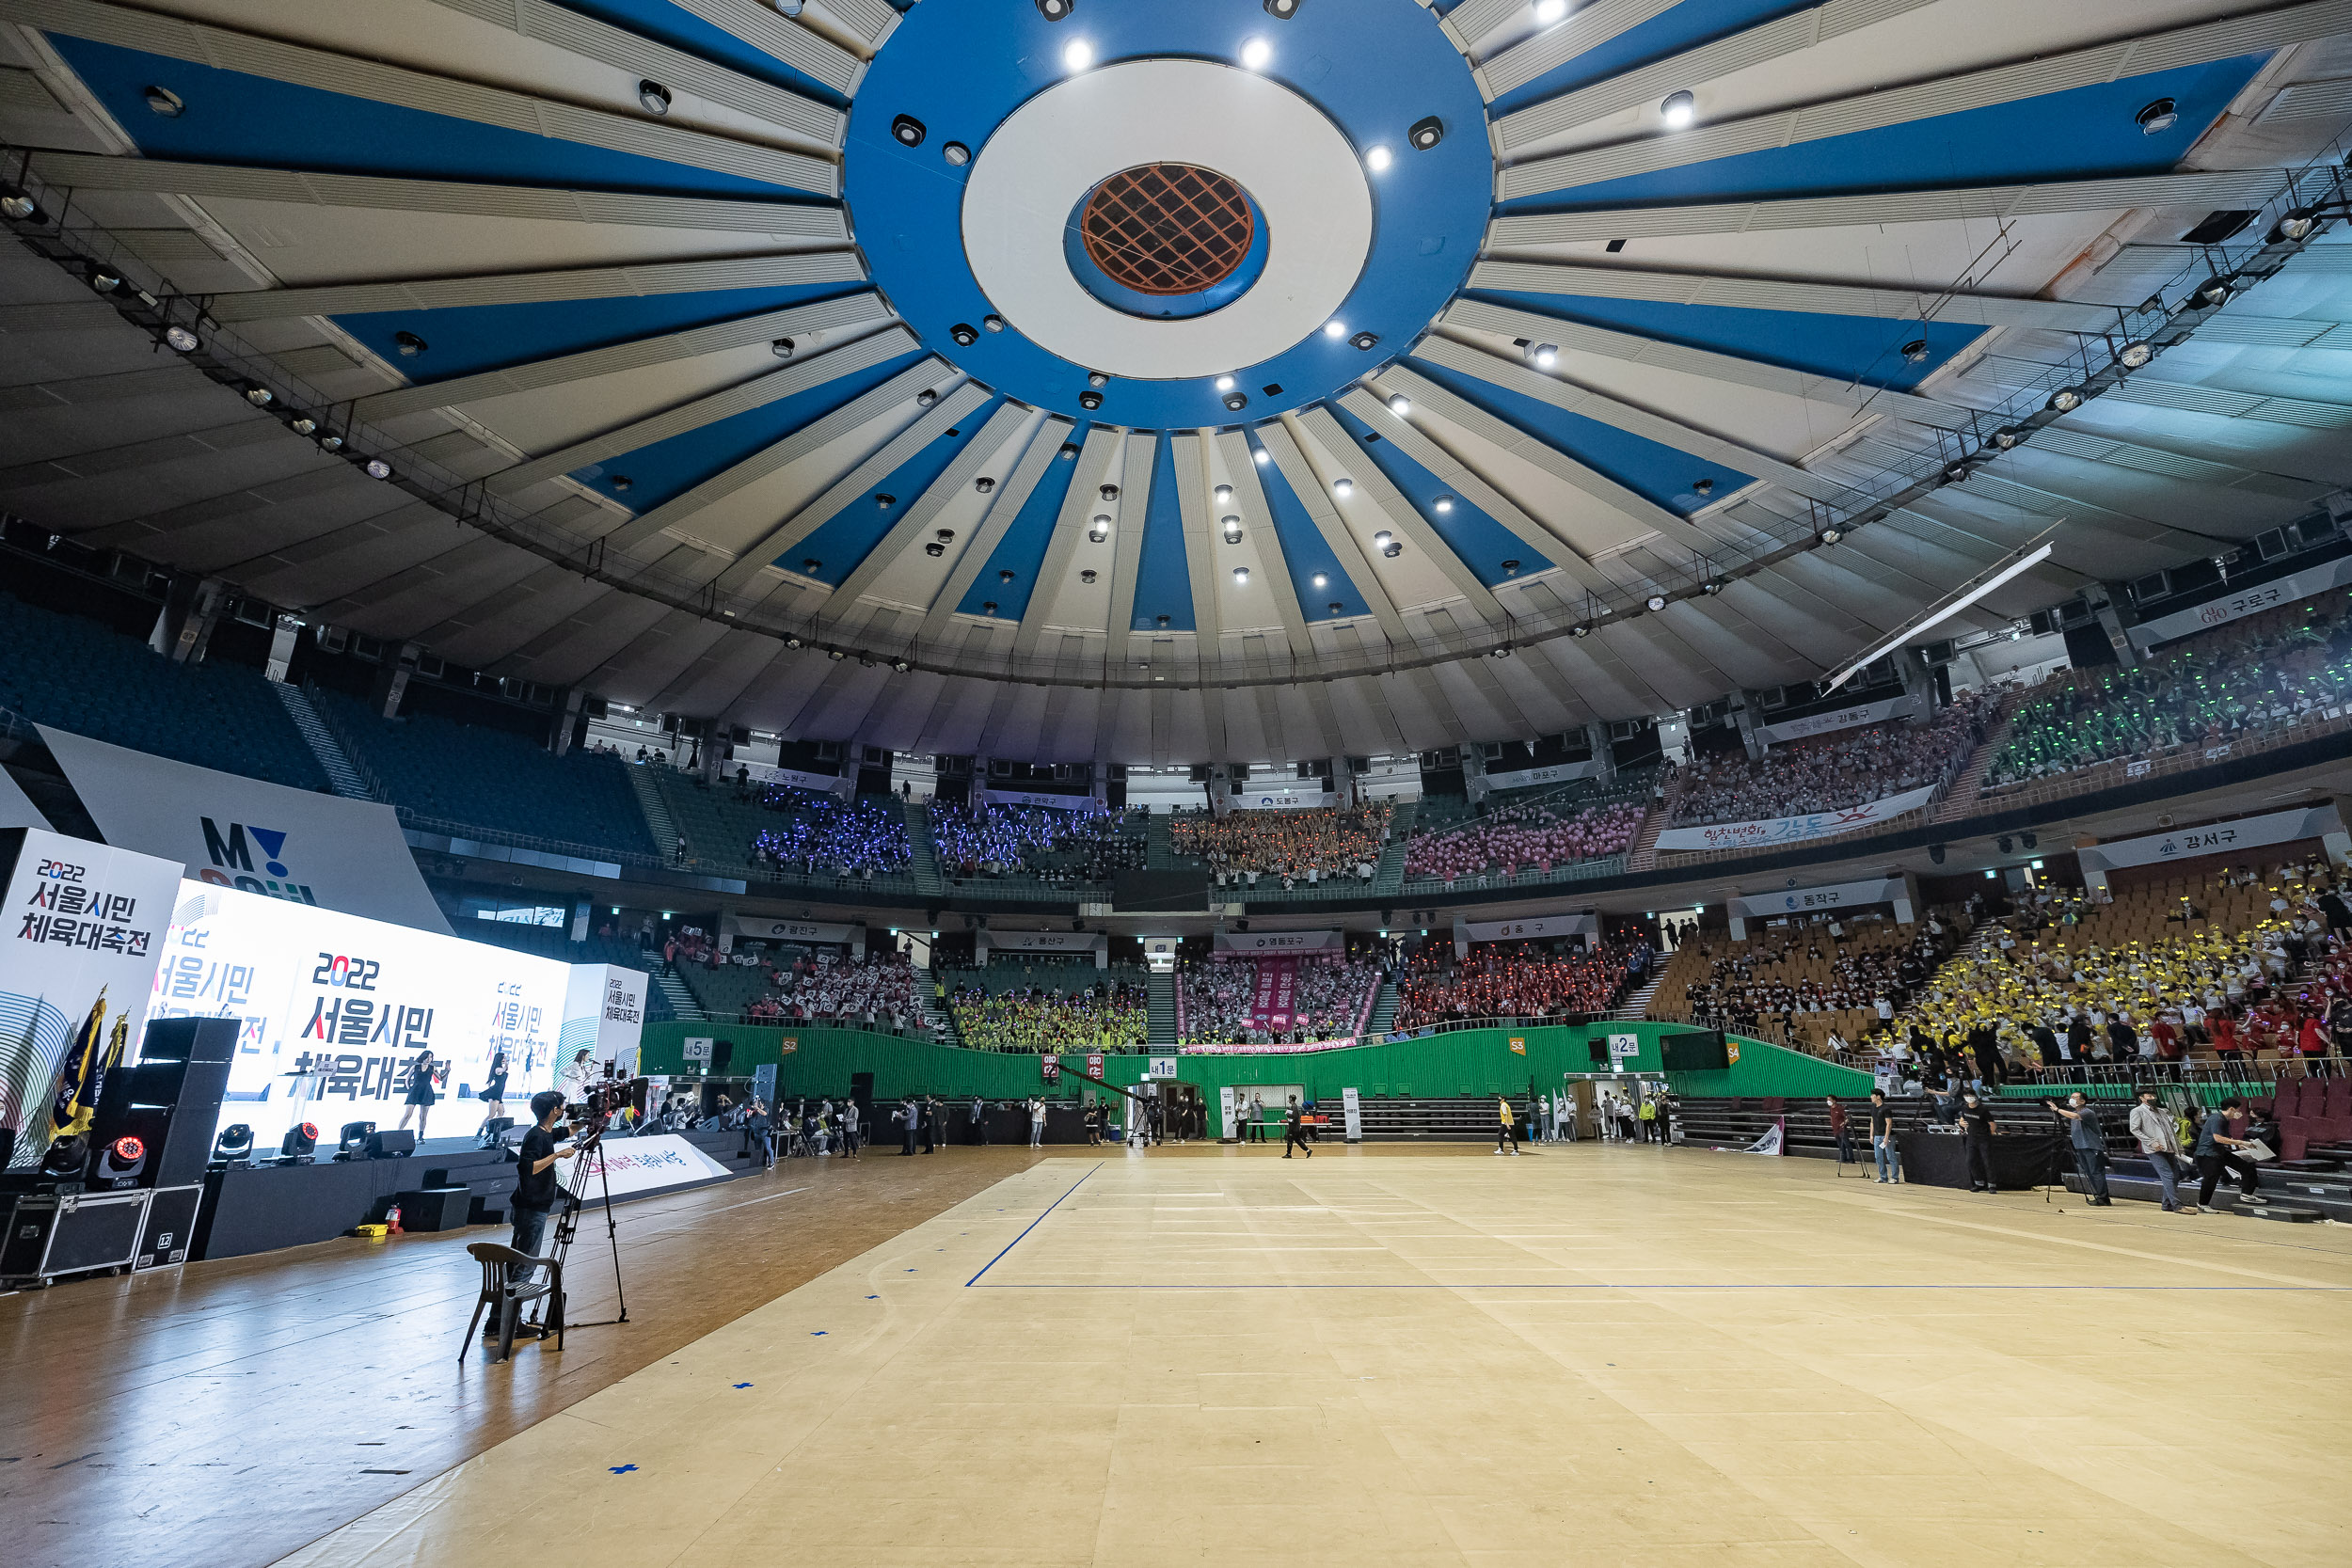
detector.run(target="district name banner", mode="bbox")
[2075,803,2344,873]
[554,1132,730,1200]
[1756,693,1920,746]
[0,828,182,1169]
[726,914,860,946]
[1233,790,1335,811]
[1651,783,1939,854]
[978,788,1098,811]
[977,930,1110,959]
[151,881,633,1148]
[739,761,851,797]
[41,725,452,935]
[2126,556,2352,651]
[1726,876,1914,921]
[1484,759,1598,791]
[1456,911,1597,955]
[1214,928,1343,954]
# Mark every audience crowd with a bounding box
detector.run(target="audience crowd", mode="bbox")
[931,800,1145,884]
[1670,689,1992,827]
[946,980,1148,1050]
[749,796,912,879]
[1178,955,1382,1044]
[1404,799,1645,882]
[1171,800,1394,888]
[1680,915,1959,1035]
[1392,935,1650,1032]
[742,950,921,1026]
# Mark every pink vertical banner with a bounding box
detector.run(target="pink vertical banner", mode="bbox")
[1252,957,1297,1032]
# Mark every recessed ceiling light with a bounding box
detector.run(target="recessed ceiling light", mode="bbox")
[2137,97,2179,135]
[1214,483,1233,503]
[1433,496,1454,513]
[982,314,1004,333]
[1216,374,1235,391]
[943,141,971,166]
[1241,36,1272,69]
[1899,339,1930,364]
[771,336,796,357]
[1311,573,1327,589]
[1252,449,1270,466]
[1232,567,1249,585]
[1534,0,1566,22]
[1332,479,1353,499]
[1372,531,1392,549]
[143,86,183,117]
[1063,39,1094,71]
[1660,90,1696,129]
[1323,320,1346,340]
[1387,393,1411,416]
[638,80,673,115]
[1365,145,1392,172]
[393,330,427,357]
[1530,342,1558,369]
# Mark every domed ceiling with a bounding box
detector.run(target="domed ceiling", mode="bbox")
[2,0,2348,762]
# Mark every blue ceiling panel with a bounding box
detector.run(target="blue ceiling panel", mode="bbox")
[568,347,923,511]
[785,402,997,584]
[959,429,1091,622]
[1132,440,1196,631]
[1331,405,1554,587]
[1490,2,1819,120]
[1408,356,1757,515]
[333,285,866,383]
[1471,289,1986,390]
[554,0,851,108]
[1502,56,2271,213]
[42,35,823,198]
[1249,438,1372,623]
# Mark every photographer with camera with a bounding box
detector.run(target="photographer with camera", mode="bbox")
[509,1088,578,1256]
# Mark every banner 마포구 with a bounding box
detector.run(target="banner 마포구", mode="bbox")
[1651,784,1939,854]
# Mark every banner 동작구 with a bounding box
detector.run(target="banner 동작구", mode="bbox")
[1651,783,1939,853]
[40,725,452,934]
[0,828,182,1168]
[1724,877,1912,921]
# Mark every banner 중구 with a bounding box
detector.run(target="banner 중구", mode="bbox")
[41,726,452,934]
[0,828,182,1168]
[1651,784,1939,853]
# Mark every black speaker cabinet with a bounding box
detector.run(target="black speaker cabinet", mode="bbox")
[0,1189,151,1285]
[135,1184,204,1269]
[394,1187,472,1233]
[94,1054,231,1190]
[367,1129,417,1159]
[140,1016,238,1064]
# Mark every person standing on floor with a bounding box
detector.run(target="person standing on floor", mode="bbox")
[1958,1089,2000,1193]
[1495,1096,1518,1155]
[1867,1089,1899,1183]
[970,1096,989,1147]
[920,1096,939,1154]
[1827,1096,1853,1167]
[1638,1095,1659,1144]
[2130,1085,2194,1213]
[2194,1097,2263,1208]
[1029,1095,1046,1148]
[1284,1096,1314,1159]
[841,1097,860,1158]
[898,1095,918,1156]
[2047,1092,2112,1205]
[506,1089,575,1257]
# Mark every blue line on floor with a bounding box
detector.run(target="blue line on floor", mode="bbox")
[965,1164,1102,1287]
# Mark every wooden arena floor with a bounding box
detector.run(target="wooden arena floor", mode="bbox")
[12,1142,2352,1568]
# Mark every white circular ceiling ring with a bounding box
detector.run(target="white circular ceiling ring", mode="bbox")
[961,59,1374,382]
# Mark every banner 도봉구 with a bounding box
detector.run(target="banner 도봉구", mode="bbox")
[0,828,183,1169]
[1650,784,1939,854]
[40,725,453,935]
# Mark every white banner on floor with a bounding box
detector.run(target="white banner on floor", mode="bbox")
[2075,804,2342,872]
[1652,784,1939,854]
[41,726,451,934]
[1756,693,1919,745]
[1744,1117,1786,1156]
[1341,1085,1362,1142]
[555,1132,731,1199]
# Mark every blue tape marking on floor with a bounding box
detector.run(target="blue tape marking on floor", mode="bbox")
[810,1330,827,1336]
[610,1465,638,1474]
[965,1164,1102,1286]
[735,1382,753,1388]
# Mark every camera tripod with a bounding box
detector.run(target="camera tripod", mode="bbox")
[531,1118,628,1329]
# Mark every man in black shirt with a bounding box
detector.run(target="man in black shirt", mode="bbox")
[1867,1089,1900,1183]
[509,1089,576,1256]
[1958,1091,1999,1193]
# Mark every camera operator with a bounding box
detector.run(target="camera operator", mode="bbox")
[509,1089,578,1256]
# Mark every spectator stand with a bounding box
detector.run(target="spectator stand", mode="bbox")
[1391,934,1650,1036]
[1654,908,1964,1058]
[1168,800,1394,899]
[940,958,1149,1051]
[1176,948,1383,1046]
[1397,774,1649,897]
[928,798,1146,900]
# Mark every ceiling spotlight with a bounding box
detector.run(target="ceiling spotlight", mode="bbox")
[87,267,120,293]
[1819,525,1844,544]
[1433,496,1453,514]
[915,390,938,409]
[1365,145,1392,173]
[1062,38,1094,71]
[1079,390,1104,409]
[1692,477,1713,498]
[1371,530,1392,549]
[1700,578,1723,594]
[1058,441,1079,459]
[1100,483,1120,501]
[1645,594,1667,611]
[2136,97,2179,135]
[1381,541,1402,558]
[1490,643,1512,658]
[1570,623,1591,638]
[393,330,427,356]
[1224,389,1248,411]
[892,658,913,673]
[2270,210,2319,244]
[1035,0,1071,17]
[1328,600,1344,613]
[876,492,896,508]
[1899,339,1930,364]
[936,528,955,541]
[1409,116,1443,150]
[610,475,632,492]
[982,314,1005,333]
[638,79,673,116]
[1222,516,1244,543]
[827,648,846,660]
[1311,573,1328,589]
[1089,515,1111,541]
[803,557,822,572]
[290,416,317,436]
[999,569,1016,583]
[943,141,971,166]
[1502,559,1521,577]
[317,433,343,451]
[1079,569,1096,584]
[1534,0,1567,20]
[1387,394,1411,416]
[2047,387,2084,413]
[786,635,804,649]
[0,190,39,221]
[950,323,978,346]
[1531,343,1558,370]
[981,601,998,615]
[1661,90,1696,129]
[771,336,796,357]
[1350,331,1380,351]
[1992,426,2023,450]
[2192,276,2232,308]
[2119,340,2154,369]
[1215,375,1235,392]
[364,458,393,481]
[144,85,183,117]
[1214,483,1233,503]
[1331,480,1353,500]
[1940,465,1969,484]
[242,384,273,406]
[975,476,995,494]
[1241,36,1272,69]
[1264,0,1299,16]
[892,114,926,147]
[1232,566,1250,585]
[1252,448,1270,466]
[1323,320,1346,340]
[925,541,946,557]
[1088,371,1109,388]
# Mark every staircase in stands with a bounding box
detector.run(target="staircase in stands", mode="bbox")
[1931,686,2028,823]
[1366,978,1399,1037]
[649,966,703,1021]
[1623,771,1682,872]
[1372,798,1418,897]
[1608,970,1666,1022]
[1148,972,1177,1046]
[273,684,373,800]
[922,974,960,1046]
[902,800,946,897]
[627,765,681,861]
[1145,810,1174,870]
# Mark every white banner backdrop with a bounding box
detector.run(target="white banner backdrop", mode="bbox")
[1213,928,1343,954]
[0,828,182,1167]
[564,963,649,1077]
[2076,804,2344,872]
[0,766,52,832]
[1652,783,1939,853]
[1756,693,1921,745]
[739,761,851,797]
[1726,876,1913,921]
[41,726,451,935]
[2127,557,2352,650]
[556,1132,731,1199]
[151,881,612,1148]
[1484,759,1599,791]
[726,914,860,945]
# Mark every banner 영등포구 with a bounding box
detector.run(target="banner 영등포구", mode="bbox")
[40,726,452,935]
[0,828,182,1168]
[1650,784,1939,854]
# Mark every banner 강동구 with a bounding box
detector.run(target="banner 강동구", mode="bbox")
[1651,783,1939,853]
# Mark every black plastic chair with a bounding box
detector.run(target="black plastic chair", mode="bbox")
[462,1242,564,1363]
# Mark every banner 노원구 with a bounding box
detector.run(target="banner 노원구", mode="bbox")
[1650,784,1939,854]
[0,828,183,1168]
[41,726,452,934]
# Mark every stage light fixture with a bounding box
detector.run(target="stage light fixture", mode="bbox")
[1502,559,1521,577]
[2021,831,2038,850]
[803,556,823,572]
[1328,601,1345,613]
[1088,371,1110,388]
[1997,834,2013,854]
[1,189,39,221]
[950,322,978,345]
[144,85,183,116]
[1409,116,1444,150]
[1700,578,1723,594]
[243,384,273,406]
[638,79,673,115]
[1645,594,1667,610]
[2192,276,2232,308]
[1078,569,1096,584]
[892,113,926,146]
[786,635,804,648]
[2137,97,2178,135]
[2270,210,2319,244]
[999,568,1015,583]
[1661,90,1696,129]
[289,416,317,436]
[925,541,946,557]
[828,648,846,660]
[943,141,970,166]
[1063,38,1094,71]
[212,1124,255,1164]
[1099,483,1120,501]
[1570,623,1591,638]
[893,657,913,673]
[336,1121,374,1160]
[279,1121,318,1161]
[1382,540,1402,558]
[1323,320,1346,340]
[1365,145,1392,172]
[363,457,393,480]
[1992,426,2023,449]
[1491,643,1512,658]
[317,433,343,451]
[88,266,120,293]
[1241,36,1271,69]
[2119,340,2154,369]
[1692,477,1713,497]
[164,324,199,353]
[2047,387,2084,412]
[981,314,1005,334]
[1089,515,1111,541]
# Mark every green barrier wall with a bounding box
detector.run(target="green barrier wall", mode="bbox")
[639,1022,1872,1136]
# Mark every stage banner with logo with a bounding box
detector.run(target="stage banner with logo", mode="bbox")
[2075,804,2343,873]
[0,828,181,1169]
[152,881,588,1149]
[554,1132,731,1200]
[1213,928,1343,954]
[40,726,451,934]
[1756,693,1921,746]
[563,963,648,1076]
[1651,783,1939,853]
